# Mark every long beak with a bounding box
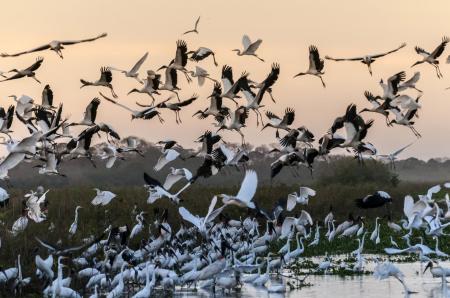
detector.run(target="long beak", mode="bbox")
[411,62,419,68]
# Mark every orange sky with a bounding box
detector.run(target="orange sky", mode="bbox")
[0,1,449,159]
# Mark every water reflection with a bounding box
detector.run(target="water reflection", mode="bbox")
[172,262,450,298]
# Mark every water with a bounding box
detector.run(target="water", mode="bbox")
[174,262,450,298]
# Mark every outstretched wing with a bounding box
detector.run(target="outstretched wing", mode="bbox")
[236,170,258,202]
[371,42,407,58]
[60,33,107,45]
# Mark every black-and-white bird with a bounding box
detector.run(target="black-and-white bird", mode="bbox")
[183,16,200,35]
[1,57,44,84]
[100,92,164,122]
[1,33,107,58]
[326,43,406,75]
[379,71,406,99]
[233,35,264,62]
[41,85,56,110]
[156,94,198,123]
[128,70,161,105]
[109,52,148,83]
[262,108,295,138]
[217,106,249,144]
[70,98,101,126]
[0,105,15,139]
[80,67,117,98]
[189,47,218,66]
[294,46,325,87]
[412,36,449,78]
[168,40,191,83]
[360,91,392,125]
[193,83,229,119]
[355,191,392,209]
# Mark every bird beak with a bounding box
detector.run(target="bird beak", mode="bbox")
[411,62,419,68]
[423,261,432,274]
[156,66,165,71]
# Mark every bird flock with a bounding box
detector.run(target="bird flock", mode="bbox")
[0,16,450,297]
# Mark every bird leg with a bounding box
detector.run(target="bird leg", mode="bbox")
[212,54,218,67]
[318,75,326,88]
[183,70,192,83]
[110,87,118,98]
[32,76,41,84]
[253,54,265,62]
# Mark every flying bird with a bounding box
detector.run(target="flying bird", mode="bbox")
[233,35,264,62]
[1,33,107,58]
[294,46,325,87]
[183,16,201,35]
[412,36,449,78]
[325,43,406,75]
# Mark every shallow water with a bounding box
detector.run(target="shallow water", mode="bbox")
[174,262,450,298]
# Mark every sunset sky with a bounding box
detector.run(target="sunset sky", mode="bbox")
[0,1,449,159]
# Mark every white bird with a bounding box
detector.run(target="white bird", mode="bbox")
[91,189,116,206]
[178,196,225,236]
[163,167,192,190]
[130,212,145,240]
[286,186,316,211]
[0,186,9,207]
[294,45,325,87]
[233,35,264,62]
[68,206,82,236]
[218,170,258,209]
[377,142,414,169]
[188,66,216,86]
[189,47,218,66]
[109,52,148,83]
[144,172,191,204]
[132,263,156,298]
[373,261,414,294]
[154,149,180,171]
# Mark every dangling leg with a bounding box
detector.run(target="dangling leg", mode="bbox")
[318,75,326,88]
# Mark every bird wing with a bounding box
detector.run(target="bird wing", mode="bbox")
[281,217,295,238]
[387,71,405,95]
[194,16,201,29]
[427,184,441,199]
[325,55,363,61]
[221,65,234,91]
[242,35,252,50]
[298,210,313,226]
[178,94,198,107]
[299,187,316,199]
[219,144,235,162]
[0,153,25,175]
[24,57,44,72]
[129,52,149,74]
[281,108,295,125]
[246,39,263,54]
[309,45,324,71]
[371,42,406,58]
[178,207,201,228]
[414,46,430,57]
[430,36,449,58]
[163,173,183,190]
[154,149,179,171]
[392,142,413,157]
[83,97,100,123]
[400,72,420,88]
[206,195,218,219]
[99,92,134,113]
[143,172,163,188]
[60,33,107,45]
[286,193,298,211]
[2,44,50,57]
[236,170,258,202]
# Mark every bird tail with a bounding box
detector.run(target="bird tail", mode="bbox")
[80,79,92,87]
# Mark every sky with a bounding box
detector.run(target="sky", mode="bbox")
[0,1,449,159]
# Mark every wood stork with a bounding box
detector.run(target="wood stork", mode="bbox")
[379,71,406,100]
[168,40,191,83]
[0,105,15,139]
[99,92,164,122]
[278,126,315,150]
[355,191,392,209]
[216,106,248,145]
[233,35,264,62]
[270,152,304,179]
[109,52,148,83]
[189,47,218,66]
[294,45,325,87]
[212,143,249,168]
[360,91,392,125]
[412,36,449,78]
[325,43,406,75]
[218,169,258,209]
[91,189,116,206]
[1,33,106,58]
[220,65,245,103]
[81,67,117,98]
[1,57,44,84]
[41,84,56,109]
[389,107,421,138]
[128,70,161,105]
[155,66,182,100]
[156,94,198,123]
[193,83,230,119]
[183,16,200,35]
[262,108,295,138]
